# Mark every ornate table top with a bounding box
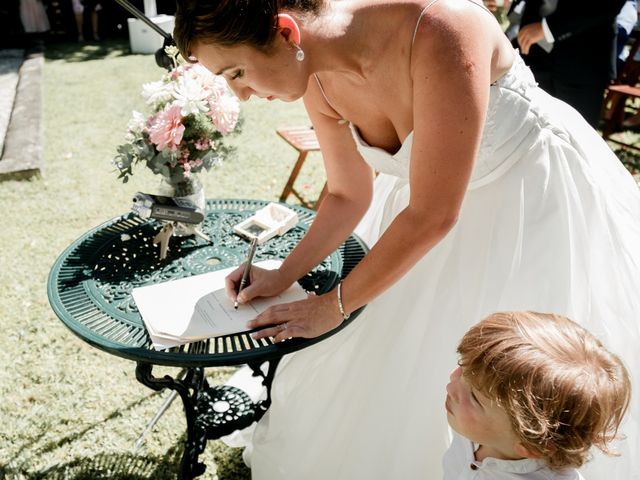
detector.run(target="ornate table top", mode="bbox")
[48,198,368,368]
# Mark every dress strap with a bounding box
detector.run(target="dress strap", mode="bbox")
[412,0,443,45]
[313,73,348,124]
[411,0,492,46]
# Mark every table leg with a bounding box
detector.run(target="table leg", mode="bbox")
[135,362,258,480]
[135,368,188,451]
[247,357,282,423]
[135,363,208,479]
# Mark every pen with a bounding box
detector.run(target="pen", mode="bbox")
[235,236,259,309]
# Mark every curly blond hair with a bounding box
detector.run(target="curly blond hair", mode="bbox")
[458,311,631,470]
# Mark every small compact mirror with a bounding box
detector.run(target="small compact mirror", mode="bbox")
[233,203,299,244]
[244,222,268,237]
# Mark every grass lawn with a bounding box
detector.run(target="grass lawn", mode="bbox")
[0,39,325,480]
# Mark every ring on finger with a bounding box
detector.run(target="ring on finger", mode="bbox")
[279,322,288,332]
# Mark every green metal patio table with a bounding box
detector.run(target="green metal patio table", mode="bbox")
[47,198,368,480]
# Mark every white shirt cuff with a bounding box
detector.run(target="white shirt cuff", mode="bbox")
[541,18,555,44]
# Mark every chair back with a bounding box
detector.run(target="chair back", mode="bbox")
[616,35,640,86]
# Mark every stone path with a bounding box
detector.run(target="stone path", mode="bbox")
[0,45,44,179]
[0,49,24,156]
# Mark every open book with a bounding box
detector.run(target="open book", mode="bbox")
[132,260,308,349]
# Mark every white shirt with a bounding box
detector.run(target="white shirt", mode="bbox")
[617,0,639,35]
[443,433,585,480]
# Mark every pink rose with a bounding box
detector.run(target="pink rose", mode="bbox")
[148,105,185,151]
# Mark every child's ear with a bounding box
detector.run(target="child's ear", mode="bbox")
[514,442,543,459]
[277,13,301,44]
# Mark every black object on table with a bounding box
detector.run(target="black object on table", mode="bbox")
[47,198,368,480]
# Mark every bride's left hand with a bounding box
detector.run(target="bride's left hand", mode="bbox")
[247,289,343,343]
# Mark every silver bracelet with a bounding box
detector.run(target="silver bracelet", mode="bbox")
[337,282,350,320]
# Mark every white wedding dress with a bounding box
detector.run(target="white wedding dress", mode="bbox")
[227,48,640,480]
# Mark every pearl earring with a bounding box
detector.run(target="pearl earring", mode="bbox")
[295,44,305,62]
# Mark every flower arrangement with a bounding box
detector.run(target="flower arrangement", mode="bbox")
[113,46,241,197]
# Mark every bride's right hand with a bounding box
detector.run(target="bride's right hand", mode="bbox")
[225,265,292,305]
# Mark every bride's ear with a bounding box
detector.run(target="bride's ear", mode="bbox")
[277,13,301,44]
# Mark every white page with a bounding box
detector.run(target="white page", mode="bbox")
[132,259,308,349]
[184,289,260,339]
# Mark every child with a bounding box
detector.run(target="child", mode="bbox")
[444,311,631,479]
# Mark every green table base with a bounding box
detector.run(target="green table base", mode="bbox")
[48,198,368,480]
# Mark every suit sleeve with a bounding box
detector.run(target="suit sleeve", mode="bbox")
[544,0,627,42]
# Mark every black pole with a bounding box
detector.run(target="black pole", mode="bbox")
[113,0,171,39]
[112,0,176,70]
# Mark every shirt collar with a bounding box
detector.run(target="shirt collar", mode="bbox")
[462,436,548,474]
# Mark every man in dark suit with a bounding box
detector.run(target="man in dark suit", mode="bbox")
[508,0,626,127]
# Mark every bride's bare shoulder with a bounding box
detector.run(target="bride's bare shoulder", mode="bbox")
[410,0,509,74]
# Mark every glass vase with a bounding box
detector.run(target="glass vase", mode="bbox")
[158,175,206,236]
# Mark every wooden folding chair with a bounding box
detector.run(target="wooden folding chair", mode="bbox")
[277,126,327,209]
[601,35,640,152]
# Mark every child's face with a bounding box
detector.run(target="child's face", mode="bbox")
[446,366,522,459]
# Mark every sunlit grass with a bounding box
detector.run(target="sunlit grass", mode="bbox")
[0,38,322,480]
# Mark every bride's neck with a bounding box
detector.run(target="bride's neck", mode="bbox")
[303,1,420,78]
[302,2,363,76]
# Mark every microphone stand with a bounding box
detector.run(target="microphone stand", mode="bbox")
[111,0,176,70]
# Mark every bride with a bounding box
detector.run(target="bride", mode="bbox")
[174,0,640,478]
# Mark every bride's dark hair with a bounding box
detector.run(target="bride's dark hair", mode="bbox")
[174,0,325,59]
